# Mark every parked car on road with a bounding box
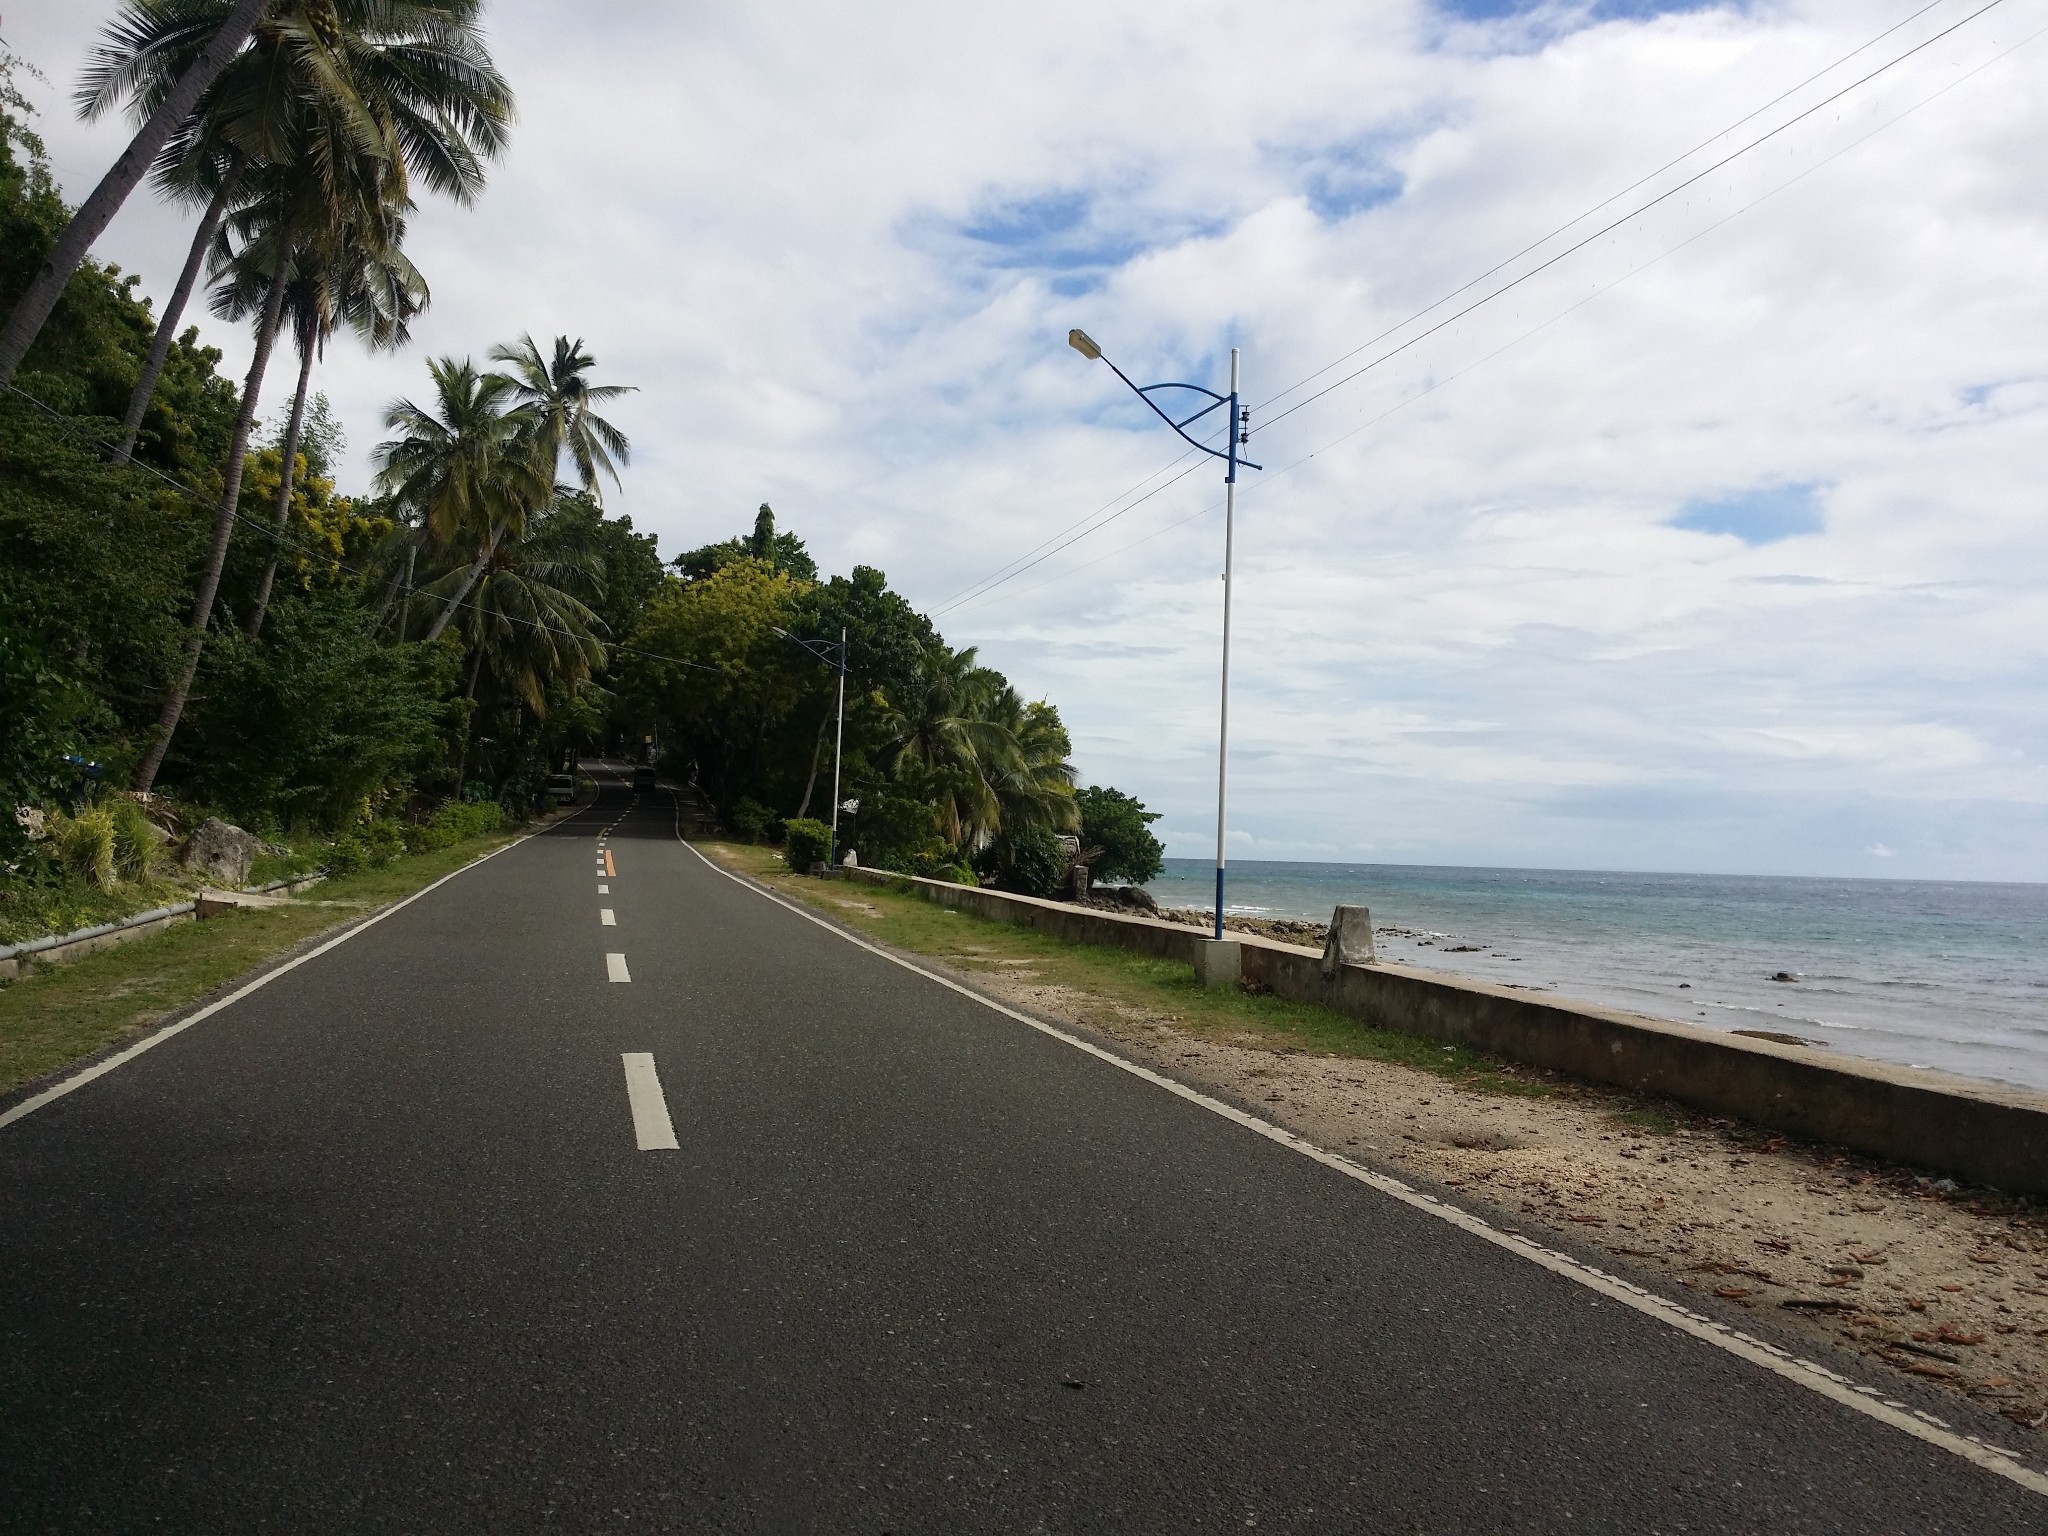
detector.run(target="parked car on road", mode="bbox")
[633,765,658,790]
[546,774,577,806]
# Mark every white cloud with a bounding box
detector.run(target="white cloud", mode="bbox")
[11,0,2048,879]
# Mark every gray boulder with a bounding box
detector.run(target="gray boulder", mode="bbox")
[1097,884,1160,915]
[181,817,259,888]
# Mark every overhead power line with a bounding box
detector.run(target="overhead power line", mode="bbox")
[1250,0,2008,437]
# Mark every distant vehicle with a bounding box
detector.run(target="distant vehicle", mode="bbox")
[632,765,658,790]
[546,773,576,806]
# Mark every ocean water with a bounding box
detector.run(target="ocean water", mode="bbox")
[1142,858,2048,1094]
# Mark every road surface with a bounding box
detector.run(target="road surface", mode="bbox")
[1,770,2040,1530]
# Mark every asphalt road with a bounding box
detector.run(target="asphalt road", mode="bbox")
[1,769,2041,1531]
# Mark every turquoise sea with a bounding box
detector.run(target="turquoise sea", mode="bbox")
[1141,858,2048,1093]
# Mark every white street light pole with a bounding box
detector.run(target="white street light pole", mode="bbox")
[1066,329,1259,942]
[829,624,847,867]
[1213,347,1239,943]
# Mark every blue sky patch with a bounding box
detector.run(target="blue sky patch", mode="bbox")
[956,189,1155,274]
[1671,483,1824,545]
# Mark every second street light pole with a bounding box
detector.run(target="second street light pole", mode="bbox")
[775,624,851,869]
[829,624,847,869]
[1068,329,1258,944]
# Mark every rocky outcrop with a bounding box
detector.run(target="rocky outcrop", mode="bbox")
[180,817,258,888]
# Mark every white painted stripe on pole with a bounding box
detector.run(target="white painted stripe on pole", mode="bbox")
[600,909,616,926]
[673,825,2048,1501]
[606,952,630,983]
[0,832,540,1133]
[621,1052,678,1150]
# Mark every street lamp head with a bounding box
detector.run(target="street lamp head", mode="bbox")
[1067,328,1102,361]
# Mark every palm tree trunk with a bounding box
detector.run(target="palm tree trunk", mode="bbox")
[421,519,504,642]
[794,709,829,819]
[116,156,244,462]
[245,335,316,636]
[0,0,272,388]
[450,644,488,785]
[133,264,289,792]
[369,536,415,634]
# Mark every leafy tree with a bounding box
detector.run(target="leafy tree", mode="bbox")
[1077,784,1163,885]
[166,586,456,824]
[674,503,817,583]
[618,559,808,806]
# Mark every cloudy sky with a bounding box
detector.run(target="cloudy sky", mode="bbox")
[10,0,2048,879]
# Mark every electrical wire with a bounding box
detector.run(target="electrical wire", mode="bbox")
[1248,0,1967,418]
[1249,0,2008,438]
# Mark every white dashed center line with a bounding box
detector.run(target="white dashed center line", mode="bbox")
[620,1053,678,1151]
[598,883,609,894]
[606,952,630,983]
[600,909,616,926]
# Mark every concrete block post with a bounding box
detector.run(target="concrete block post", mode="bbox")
[1322,905,1376,977]
[1194,938,1242,988]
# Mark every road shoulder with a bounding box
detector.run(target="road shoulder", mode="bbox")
[696,838,2048,1453]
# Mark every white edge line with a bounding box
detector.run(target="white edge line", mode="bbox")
[0,816,573,1134]
[670,818,2048,1500]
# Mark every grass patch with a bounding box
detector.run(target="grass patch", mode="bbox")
[706,842,1548,1097]
[0,827,524,1098]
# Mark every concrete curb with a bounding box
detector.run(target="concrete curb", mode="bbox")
[0,873,327,981]
[843,866,2048,1194]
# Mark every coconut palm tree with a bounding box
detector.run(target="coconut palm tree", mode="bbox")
[882,642,1015,845]
[0,0,271,388]
[419,498,610,710]
[245,203,427,636]
[373,357,550,643]
[489,333,634,501]
[132,124,401,792]
[977,685,1081,838]
[76,0,512,459]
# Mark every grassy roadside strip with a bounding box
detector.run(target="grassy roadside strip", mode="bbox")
[0,826,532,1098]
[699,841,1552,1098]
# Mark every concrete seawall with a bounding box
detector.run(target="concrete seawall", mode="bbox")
[844,866,2048,1195]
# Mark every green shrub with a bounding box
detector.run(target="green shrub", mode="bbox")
[108,799,162,881]
[324,835,367,876]
[405,799,507,855]
[995,829,1067,899]
[783,817,832,872]
[362,819,406,867]
[933,862,978,886]
[728,797,777,844]
[54,809,118,890]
